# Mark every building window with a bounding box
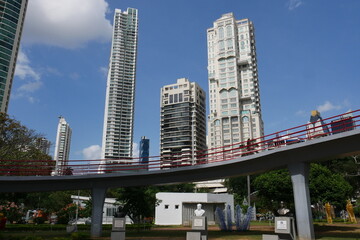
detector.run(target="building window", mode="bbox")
[175,205,179,209]
[174,94,178,103]
[219,27,224,39]
[226,26,232,37]
[165,205,169,209]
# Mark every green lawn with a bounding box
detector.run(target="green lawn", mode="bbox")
[0,222,359,240]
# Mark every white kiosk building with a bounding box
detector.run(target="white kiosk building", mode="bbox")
[155,192,234,226]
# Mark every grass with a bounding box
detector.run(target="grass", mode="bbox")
[0,222,359,239]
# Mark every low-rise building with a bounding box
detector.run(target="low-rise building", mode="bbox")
[155,192,234,226]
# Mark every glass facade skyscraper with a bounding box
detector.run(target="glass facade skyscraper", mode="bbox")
[0,0,28,113]
[160,78,207,168]
[101,8,138,167]
[207,13,264,151]
[139,136,149,169]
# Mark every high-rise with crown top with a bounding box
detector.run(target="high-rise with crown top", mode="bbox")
[207,13,264,151]
[100,8,138,169]
[0,0,28,113]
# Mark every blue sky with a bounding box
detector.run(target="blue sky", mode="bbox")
[8,0,360,161]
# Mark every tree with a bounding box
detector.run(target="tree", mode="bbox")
[252,164,354,213]
[116,186,158,224]
[225,176,249,205]
[320,156,360,198]
[253,169,294,213]
[309,164,352,209]
[0,113,53,176]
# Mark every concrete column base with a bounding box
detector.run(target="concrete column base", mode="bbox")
[288,162,315,240]
[90,186,107,237]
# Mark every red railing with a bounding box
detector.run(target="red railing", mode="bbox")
[1,109,359,176]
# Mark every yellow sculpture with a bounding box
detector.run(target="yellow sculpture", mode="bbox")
[346,200,357,223]
[325,202,332,224]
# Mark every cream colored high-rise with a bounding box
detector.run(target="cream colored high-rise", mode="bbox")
[54,116,72,175]
[207,13,264,151]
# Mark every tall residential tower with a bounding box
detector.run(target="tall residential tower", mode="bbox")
[0,0,28,113]
[100,8,138,169]
[207,13,264,151]
[160,78,206,168]
[54,116,72,175]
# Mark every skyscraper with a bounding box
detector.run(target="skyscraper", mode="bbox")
[54,116,72,175]
[36,137,51,155]
[139,136,149,170]
[160,78,206,168]
[207,13,264,151]
[0,0,28,113]
[100,8,138,168]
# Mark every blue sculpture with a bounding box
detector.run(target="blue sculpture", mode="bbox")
[215,207,227,231]
[235,205,253,231]
[226,204,232,230]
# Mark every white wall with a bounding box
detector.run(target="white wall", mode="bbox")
[155,192,234,225]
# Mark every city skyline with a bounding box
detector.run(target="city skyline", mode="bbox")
[7,0,360,160]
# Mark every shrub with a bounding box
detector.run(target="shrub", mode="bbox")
[70,232,90,240]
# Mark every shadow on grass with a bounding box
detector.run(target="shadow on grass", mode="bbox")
[314,224,360,239]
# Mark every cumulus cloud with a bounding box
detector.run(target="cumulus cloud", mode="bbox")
[82,145,102,160]
[15,50,40,81]
[99,66,108,78]
[23,0,112,48]
[14,49,42,102]
[287,0,303,10]
[317,101,342,113]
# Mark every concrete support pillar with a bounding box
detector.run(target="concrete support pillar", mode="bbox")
[288,162,315,240]
[91,186,107,237]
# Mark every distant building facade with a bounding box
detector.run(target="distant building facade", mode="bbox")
[36,137,51,155]
[207,13,264,151]
[54,116,72,175]
[0,0,28,113]
[139,136,149,169]
[330,111,355,134]
[160,78,206,168]
[100,8,138,170]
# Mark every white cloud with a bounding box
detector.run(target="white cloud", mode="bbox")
[317,101,342,113]
[82,145,102,160]
[18,81,42,93]
[15,50,40,81]
[23,0,112,48]
[295,110,307,117]
[69,72,80,80]
[99,66,108,78]
[13,49,42,102]
[287,0,303,10]
[132,142,139,159]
